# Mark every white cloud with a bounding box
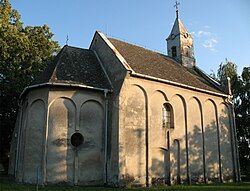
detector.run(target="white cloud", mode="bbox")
[197,30,218,52]
[190,31,196,36]
[197,30,212,37]
[203,38,218,52]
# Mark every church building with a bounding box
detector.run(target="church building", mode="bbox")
[9,6,240,187]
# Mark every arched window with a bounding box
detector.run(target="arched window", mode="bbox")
[171,46,177,58]
[162,103,174,129]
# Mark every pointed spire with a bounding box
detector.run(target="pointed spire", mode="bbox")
[166,1,196,68]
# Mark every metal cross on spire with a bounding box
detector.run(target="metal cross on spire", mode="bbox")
[66,35,69,45]
[174,0,180,18]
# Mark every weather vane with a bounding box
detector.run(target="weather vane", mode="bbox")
[66,35,69,45]
[174,0,180,18]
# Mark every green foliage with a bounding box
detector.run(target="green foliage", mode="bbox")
[217,59,239,96]
[0,0,60,170]
[217,59,237,82]
[217,60,250,180]
[235,67,250,180]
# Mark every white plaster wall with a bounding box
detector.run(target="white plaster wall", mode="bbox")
[16,101,28,182]
[204,100,220,181]
[47,97,75,183]
[23,99,45,183]
[149,91,168,184]
[12,87,105,185]
[78,100,104,184]
[90,32,128,184]
[187,98,203,182]
[119,76,236,185]
[46,88,105,185]
[119,85,147,185]
[219,103,234,181]
[15,88,48,183]
[170,95,186,183]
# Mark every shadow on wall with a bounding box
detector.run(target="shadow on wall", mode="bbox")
[46,90,104,185]
[134,128,144,179]
[47,97,75,184]
[149,106,234,185]
[120,85,148,186]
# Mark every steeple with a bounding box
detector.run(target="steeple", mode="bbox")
[166,1,195,68]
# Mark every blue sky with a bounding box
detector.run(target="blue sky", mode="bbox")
[11,0,250,75]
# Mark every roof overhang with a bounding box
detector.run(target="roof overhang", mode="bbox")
[130,71,229,98]
[20,82,112,99]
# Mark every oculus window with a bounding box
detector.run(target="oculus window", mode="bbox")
[71,132,84,147]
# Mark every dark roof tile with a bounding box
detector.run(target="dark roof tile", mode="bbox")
[108,38,223,94]
[33,45,112,90]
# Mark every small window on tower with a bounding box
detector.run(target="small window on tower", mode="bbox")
[171,46,177,58]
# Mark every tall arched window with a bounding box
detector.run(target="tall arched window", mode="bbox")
[162,103,174,129]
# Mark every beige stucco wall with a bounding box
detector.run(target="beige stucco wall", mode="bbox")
[11,87,105,185]
[119,75,237,186]
[90,32,129,185]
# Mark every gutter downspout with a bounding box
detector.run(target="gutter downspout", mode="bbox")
[227,77,241,182]
[104,90,108,184]
[231,103,241,182]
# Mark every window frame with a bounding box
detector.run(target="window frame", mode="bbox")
[162,103,174,129]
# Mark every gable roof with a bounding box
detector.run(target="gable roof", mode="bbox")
[108,37,224,94]
[33,45,112,90]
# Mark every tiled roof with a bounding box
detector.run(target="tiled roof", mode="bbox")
[108,37,223,93]
[32,45,112,90]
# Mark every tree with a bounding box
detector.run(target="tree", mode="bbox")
[0,0,60,171]
[217,59,250,180]
[235,67,250,180]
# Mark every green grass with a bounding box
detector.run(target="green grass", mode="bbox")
[1,174,250,191]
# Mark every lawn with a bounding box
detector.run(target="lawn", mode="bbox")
[1,174,250,191]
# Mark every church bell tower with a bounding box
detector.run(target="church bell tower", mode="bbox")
[166,1,195,67]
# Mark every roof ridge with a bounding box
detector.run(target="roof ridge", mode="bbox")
[64,45,92,51]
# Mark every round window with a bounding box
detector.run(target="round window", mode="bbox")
[70,132,84,147]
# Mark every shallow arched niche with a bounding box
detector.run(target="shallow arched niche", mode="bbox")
[47,97,76,183]
[78,100,104,184]
[171,139,181,184]
[121,84,147,185]
[218,103,233,181]
[151,90,169,102]
[22,99,45,184]
[170,94,187,183]
[149,90,168,180]
[204,99,220,181]
[16,101,28,181]
[187,97,204,182]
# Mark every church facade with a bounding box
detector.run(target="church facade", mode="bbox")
[9,14,240,186]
